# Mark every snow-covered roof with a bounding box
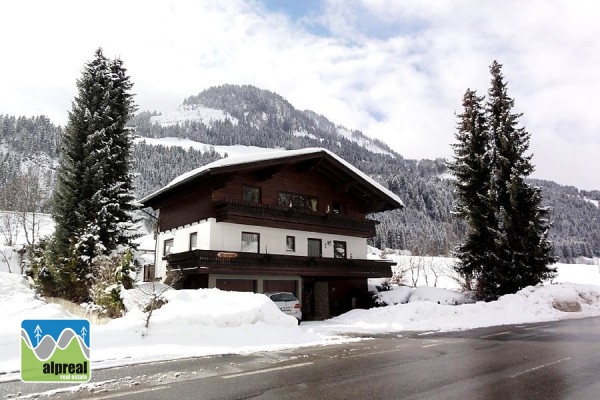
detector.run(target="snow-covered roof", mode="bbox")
[141,147,404,209]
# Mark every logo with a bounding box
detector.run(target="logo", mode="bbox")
[21,319,91,383]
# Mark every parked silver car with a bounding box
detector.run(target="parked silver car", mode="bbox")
[266,292,302,323]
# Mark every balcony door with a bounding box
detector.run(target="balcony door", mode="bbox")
[307,238,322,257]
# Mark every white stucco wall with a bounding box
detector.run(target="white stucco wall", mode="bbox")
[155,218,368,279]
[156,219,213,279]
[210,221,367,258]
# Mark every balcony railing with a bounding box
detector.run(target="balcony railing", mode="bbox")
[166,249,394,278]
[214,198,377,237]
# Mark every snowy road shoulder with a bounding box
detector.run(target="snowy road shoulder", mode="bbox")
[2,271,600,382]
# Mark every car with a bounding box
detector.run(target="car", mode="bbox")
[266,292,302,323]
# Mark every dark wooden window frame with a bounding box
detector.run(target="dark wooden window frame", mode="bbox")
[278,191,319,212]
[242,185,261,203]
[143,265,155,282]
[286,235,296,252]
[241,231,260,253]
[333,240,347,259]
[189,232,198,251]
[164,238,174,256]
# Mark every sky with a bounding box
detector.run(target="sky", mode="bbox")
[1,0,599,190]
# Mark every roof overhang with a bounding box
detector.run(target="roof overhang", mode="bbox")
[141,148,404,213]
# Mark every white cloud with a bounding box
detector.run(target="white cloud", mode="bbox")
[0,0,598,189]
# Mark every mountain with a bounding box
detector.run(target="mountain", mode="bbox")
[1,85,599,262]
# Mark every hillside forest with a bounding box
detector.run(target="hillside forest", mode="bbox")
[1,85,599,262]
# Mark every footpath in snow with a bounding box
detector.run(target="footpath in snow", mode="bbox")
[2,263,600,382]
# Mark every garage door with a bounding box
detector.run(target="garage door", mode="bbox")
[263,280,297,296]
[216,279,256,292]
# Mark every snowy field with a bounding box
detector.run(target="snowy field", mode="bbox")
[134,137,282,158]
[0,212,54,274]
[2,258,600,383]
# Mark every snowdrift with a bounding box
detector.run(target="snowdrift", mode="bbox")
[0,272,323,380]
[3,269,600,381]
[315,283,600,334]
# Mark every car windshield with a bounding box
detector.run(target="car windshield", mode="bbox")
[269,293,297,302]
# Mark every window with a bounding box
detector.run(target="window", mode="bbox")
[278,192,296,208]
[286,236,296,252]
[278,191,318,211]
[333,241,347,259]
[241,232,260,253]
[143,265,155,282]
[189,232,198,251]
[307,197,318,212]
[332,201,343,214]
[164,238,173,256]
[242,186,261,203]
[327,202,343,214]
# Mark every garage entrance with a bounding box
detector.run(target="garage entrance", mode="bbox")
[216,279,256,292]
[263,279,298,296]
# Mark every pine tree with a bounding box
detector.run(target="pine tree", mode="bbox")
[482,61,555,299]
[50,48,138,301]
[450,61,556,300]
[447,89,499,288]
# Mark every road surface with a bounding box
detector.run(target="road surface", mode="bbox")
[2,317,600,399]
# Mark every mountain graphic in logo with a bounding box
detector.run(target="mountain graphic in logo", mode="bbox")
[21,319,91,382]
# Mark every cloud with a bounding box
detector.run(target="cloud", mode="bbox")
[0,0,598,190]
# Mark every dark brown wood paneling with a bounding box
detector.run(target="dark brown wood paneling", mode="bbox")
[263,280,297,296]
[166,250,394,278]
[159,189,212,231]
[212,165,367,219]
[158,160,385,233]
[216,279,256,292]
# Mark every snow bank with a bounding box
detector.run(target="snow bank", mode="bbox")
[377,285,473,306]
[3,263,600,381]
[313,283,600,335]
[0,272,74,376]
[0,272,324,380]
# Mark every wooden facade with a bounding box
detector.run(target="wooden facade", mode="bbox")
[142,148,403,319]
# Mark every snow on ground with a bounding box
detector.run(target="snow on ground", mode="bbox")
[336,127,394,156]
[134,137,281,158]
[150,104,239,127]
[0,212,54,273]
[2,256,600,382]
[311,283,600,335]
[0,273,326,382]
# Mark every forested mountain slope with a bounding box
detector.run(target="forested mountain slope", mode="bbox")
[1,85,599,261]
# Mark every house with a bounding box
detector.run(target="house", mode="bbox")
[140,148,403,319]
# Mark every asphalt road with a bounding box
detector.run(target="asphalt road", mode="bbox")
[3,317,600,399]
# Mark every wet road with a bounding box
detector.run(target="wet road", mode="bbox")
[3,317,600,399]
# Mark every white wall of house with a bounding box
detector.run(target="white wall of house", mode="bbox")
[155,218,368,280]
[156,219,212,279]
[210,221,367,259]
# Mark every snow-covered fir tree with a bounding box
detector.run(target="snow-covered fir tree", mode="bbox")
[483,61,555,299]
[50,48,138,301]
[447,89,498,289]
[451,61,556,300]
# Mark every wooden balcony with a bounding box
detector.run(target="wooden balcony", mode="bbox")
[166,249,394,278]
[213,199,378,237]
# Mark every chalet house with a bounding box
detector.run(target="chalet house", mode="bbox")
[141,148,403,319]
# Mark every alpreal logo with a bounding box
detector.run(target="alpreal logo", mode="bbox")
[21,319,91,383]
